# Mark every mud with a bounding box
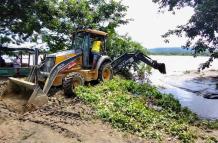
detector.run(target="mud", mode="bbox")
[0,82,147,143]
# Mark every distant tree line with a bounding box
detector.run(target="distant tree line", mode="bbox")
[148,47,210,56]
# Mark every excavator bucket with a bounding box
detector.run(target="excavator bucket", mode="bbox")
[1,77,48,113]
[158,63,166,74]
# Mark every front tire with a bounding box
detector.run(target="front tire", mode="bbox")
[98,62,113,82]
[63,72,84,97]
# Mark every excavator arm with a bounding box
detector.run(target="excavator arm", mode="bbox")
[111,52,166,74]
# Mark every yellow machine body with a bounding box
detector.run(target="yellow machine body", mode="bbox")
[1,29,166,112]
[1,29,114,111]
[40,50,99,86]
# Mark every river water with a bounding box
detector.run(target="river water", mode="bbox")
[149,55,218,120]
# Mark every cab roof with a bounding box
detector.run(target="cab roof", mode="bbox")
[75,29,108,36]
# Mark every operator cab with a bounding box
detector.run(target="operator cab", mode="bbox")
[72,29,107,69]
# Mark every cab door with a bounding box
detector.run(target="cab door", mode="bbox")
[82,33,91,68]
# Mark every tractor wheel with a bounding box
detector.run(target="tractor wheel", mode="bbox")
[98,62,113,82]
[63,72,84,97]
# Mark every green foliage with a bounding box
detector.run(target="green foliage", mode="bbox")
[75,77,218,142]
[169,122,196,142]
[0,0,129,52]
[206,136,218,143]
[0,0,147,59]
[137,63,152,80]
[106,32,147,59]
[198,120,218,130]
[153,0,218,69]
[206,121,218,129]
[105,32,148,77]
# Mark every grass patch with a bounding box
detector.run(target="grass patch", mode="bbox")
[76,76,218,142]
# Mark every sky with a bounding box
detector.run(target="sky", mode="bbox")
[116,0,194,49]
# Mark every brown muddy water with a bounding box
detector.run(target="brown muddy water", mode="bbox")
[149,55,218,119]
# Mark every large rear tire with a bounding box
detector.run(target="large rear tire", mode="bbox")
[63,72,84,97]
[98,62,113,82]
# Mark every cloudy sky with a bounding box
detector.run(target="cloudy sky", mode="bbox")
[116,0,194,48]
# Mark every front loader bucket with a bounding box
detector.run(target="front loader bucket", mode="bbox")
[1,77,48,113]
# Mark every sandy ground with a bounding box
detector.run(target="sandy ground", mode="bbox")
[1,72,218,143]
[0,81,147,143]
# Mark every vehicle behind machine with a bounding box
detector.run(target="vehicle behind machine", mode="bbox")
[0,46,36,77]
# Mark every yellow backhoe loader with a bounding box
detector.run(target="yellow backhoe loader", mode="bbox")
[0,29,166,112]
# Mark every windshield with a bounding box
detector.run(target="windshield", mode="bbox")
[72,33,86,50]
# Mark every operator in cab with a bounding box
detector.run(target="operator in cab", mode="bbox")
[91,37,102,69]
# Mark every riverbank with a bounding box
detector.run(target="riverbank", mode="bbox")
[76,77,218,142]
[1,77,218,142]
[150,55,218,119]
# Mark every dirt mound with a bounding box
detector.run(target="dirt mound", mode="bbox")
[0,88,146,143]
[0,80,28,113]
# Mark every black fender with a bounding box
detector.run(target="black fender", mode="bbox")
[96,55,112,71]
[94,55,112,79]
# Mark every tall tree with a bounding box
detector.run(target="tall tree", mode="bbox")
[106,32,147,59]
[153,0,218,69]
[0,0,129,52]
